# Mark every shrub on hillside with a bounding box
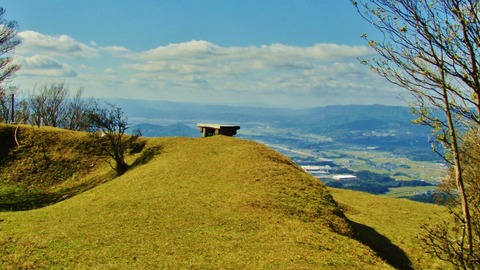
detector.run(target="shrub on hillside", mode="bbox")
[87,102,142,176]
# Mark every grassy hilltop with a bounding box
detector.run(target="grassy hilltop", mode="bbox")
[0,124,447,269]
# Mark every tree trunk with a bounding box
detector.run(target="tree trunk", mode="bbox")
[442,78,473,258]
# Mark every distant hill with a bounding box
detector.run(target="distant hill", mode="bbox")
[0,124,447,268]
[286,104,431,147]
[109,98,289,125]
[111,99,420,129]
[132,123,199,137]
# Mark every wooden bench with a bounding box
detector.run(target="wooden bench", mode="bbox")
[197,123,240,137]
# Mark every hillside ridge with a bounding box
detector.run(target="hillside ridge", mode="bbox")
[0,124,118,210]
[0,125,446,268]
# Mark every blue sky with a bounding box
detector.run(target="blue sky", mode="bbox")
[2,1,403,108]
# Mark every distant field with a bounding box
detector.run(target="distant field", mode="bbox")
[385,186,437,198]
[262,141,444,183]
[255,137,445,202]
[333,149,445,182]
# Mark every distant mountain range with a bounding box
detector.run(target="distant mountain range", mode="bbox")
[113,98,421,127]
[295,104,432,148]
[116,99,435,160]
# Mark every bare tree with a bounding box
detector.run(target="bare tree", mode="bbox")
[15,97,29,124]
[28,82,94,129]
[29,86,47,127]
[42,82,68,127]
[0,7,21,88]
[65,88,95,131]
[351,0,479,268]
[87,102,141,176]
[0,7,20,123]
[0,85,18,123]
[0,86,11,122]
[29,82,69,127]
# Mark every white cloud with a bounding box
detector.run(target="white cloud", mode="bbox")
[128,41,373,67]
[129,42,372,80]
[128,42,382,99]
[17,55,77,77]
[12,31,400,107]
[100,45,131,56]
[17,31,98,58]
[132,40,221,60]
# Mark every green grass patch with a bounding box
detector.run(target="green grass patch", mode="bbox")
[0,131,392,269]
[0,125,448,269]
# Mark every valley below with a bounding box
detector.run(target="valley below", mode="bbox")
[239,125,444,202]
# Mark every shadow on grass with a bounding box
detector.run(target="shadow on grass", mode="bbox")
[131,145,162,167]
[349,219,414,270]
[1,146,162,212]
[0,171,115,211]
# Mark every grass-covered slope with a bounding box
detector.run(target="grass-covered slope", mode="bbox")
[330,188,450,269]
[0,129,391,269]
[0,124,113,210]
